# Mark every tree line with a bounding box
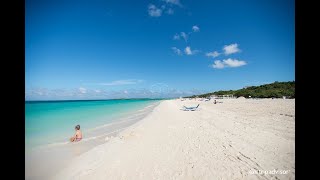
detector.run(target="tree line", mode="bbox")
[185,81,295,99]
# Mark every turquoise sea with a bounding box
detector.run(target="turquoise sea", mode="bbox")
[25,99,160,149]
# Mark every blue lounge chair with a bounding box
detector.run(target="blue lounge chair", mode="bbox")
[182,104,200,111]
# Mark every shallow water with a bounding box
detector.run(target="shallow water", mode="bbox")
[25,99,160,180]
[26,99,160,149]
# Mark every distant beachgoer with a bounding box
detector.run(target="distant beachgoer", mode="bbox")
[214,100,217,104]
[70,125,82,142]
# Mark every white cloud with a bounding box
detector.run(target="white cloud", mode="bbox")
[25,87,206,100]
[212,60,225,69]
[79,87,87,94]
[162,0,182,7]
[180,32,188,42]
[173,25,199,43]
[184,46,199,55]
[173,34,180,40]
[206,51,220,58]
[192,25,200,32]
[185,46,192,55]
[172,47,182,55]
[36,91,43,95]
[98,79,144,86]
[172,32,188,41]
[211,58,247,69]
[148,0,182,18]
[223,43,240,55]
[223,58,247,67]
[148,4,162,17]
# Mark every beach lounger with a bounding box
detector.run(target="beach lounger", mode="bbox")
[181,104,200,111]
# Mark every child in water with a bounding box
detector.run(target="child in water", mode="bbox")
[70,125,82,142]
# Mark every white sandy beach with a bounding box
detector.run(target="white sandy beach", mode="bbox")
[53,99,295,180]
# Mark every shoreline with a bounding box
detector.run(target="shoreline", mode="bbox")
[27,101,161,151]
[53,99,295,180]
[25,101,161,180]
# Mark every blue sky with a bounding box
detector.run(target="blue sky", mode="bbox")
[25,0,295,100]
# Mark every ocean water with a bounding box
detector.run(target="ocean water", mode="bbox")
[25,99,160,149]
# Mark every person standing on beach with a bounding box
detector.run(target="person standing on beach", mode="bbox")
[70,125,82,142]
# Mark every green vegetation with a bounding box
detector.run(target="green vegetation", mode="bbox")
[185,81,295,99]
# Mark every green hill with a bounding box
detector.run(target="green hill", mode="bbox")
[186,81,295,99]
